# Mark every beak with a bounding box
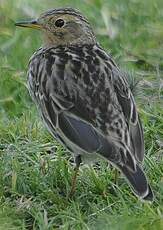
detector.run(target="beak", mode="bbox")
[15,19,41,29]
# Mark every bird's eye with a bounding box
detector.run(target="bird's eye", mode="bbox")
[55,19,65,27]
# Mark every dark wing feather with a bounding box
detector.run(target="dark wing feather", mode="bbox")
[113,68,144,162]
[130,115,144,162]
[58,112,100,152]
[58,111,123,163]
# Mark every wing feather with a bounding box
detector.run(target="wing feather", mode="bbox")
[112,68,144,162]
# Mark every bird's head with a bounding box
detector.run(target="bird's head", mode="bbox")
[15,7,96,47]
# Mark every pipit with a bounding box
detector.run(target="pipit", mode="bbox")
[15,7,153,201]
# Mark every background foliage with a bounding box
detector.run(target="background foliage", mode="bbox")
[0,0,163,229]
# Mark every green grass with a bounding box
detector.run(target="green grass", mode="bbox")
[0,0,163,229]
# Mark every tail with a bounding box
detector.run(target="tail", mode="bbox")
[118,163,153,201]
[97,134,153,201]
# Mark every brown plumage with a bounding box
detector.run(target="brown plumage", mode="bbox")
[15,7,153,201]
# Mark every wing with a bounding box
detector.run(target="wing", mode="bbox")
[28,45,141,172]
[112,67,144,162]
[58,111,122,162]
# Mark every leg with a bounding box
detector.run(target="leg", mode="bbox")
[114,168,119,184]
[69,155,82,198]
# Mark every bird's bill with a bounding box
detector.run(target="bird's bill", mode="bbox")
[15,19,41,29]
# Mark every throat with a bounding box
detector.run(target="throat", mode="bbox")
[43,33,96,48]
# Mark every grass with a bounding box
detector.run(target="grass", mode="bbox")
[0,0,163,229]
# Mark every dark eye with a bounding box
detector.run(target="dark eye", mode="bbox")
[55,19,65,27]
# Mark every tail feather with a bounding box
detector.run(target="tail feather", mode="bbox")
[98,134,153,201]
[118,163,153,201]
[142,185,153,201]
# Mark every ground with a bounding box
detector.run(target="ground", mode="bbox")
[0,0,163,229]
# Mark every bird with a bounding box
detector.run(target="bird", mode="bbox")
[15,7,153,201]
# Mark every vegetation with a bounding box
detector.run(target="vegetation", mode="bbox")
[0,0,163,229]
